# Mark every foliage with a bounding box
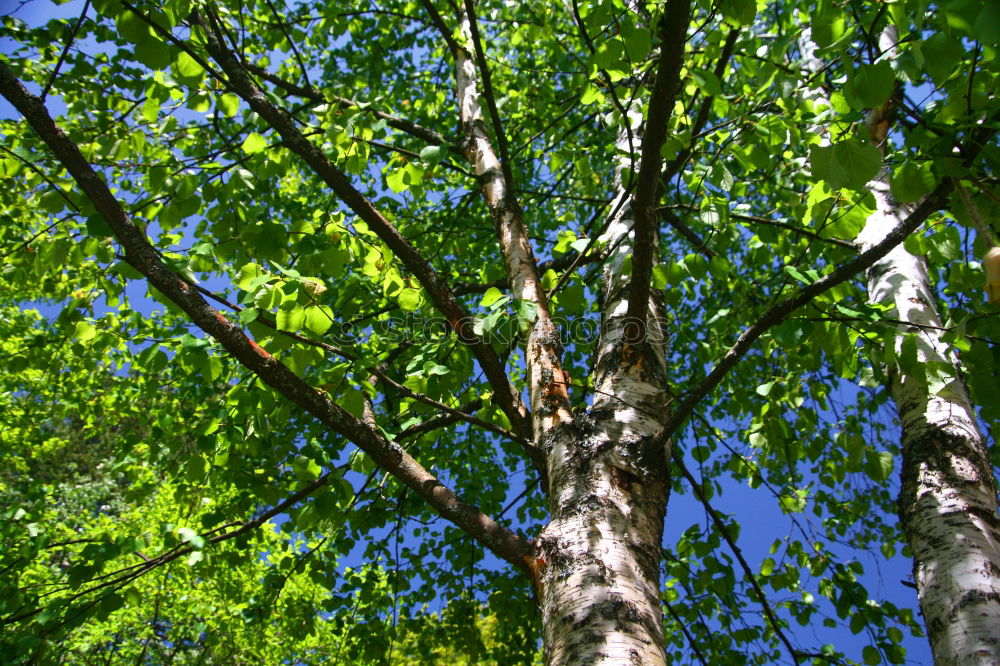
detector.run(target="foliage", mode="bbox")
[1,0,999,663]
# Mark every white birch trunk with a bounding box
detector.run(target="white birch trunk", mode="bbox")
[805,28,1000,664]
[454,11,572,438]
[861,175,1000,665]
[448,9,671,661]
[534,105,671,665]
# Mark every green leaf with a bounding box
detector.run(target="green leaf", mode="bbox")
[890,162,936,204]
[115,11,151,43]
[784,265,819,285]
[514,299,538,323]
[304,306,334,334]
[810,7,847,48]
[85,214,113,237]
[276,306,305,331]
[652,264,670,290]
[419,145,449,165]
[862,645,881,665]
[683,253,708,280]
[975,3,1000,45]
[480,287,506,308]
[237,263,267,290]
[397,287,422,311]
[134,38,172,70]
[219,93,240,118]
[719,0,756,26]
[779,488,808,513]
[809,140,882,191]
[423,360,450,376]
[171,51,205,86]
[72,321,97,342]
[618,21,651,63]
[846,61,895,110]
[241,132,268,155]
[386,166,408,193]
[864,450,894,482]
[293,455,322,482]
[691,68,723,97]
[755,381,775,397]
[580,84,604,105]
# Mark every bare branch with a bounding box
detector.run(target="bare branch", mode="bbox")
[40,0,91,101]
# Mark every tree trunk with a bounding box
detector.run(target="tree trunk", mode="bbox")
[856,29,1000,666]
[534,105,672,665]
[860,172,1000,666]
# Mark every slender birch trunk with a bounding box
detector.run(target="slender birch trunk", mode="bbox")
[804,28,1000,664]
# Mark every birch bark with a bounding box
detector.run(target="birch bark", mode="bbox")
[534,104,671,665]
[804,28,1000,665]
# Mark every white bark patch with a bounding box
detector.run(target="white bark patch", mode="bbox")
[456,55,483,125]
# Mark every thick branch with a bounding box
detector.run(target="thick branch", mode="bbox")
[434,2,572,438]
[195,10,531,441]
[624,0,692,340]
[0,61,533,575]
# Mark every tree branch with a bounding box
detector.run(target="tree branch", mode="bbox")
[194,8,531,442]
[427,0,573,438]
[624,0,692,342]
[462,0,515,191]
[654,181,975,446]
[660,207,716,258]
[0,61,534,575]
[674,456,801,664]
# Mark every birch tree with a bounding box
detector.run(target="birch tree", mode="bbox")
[803,22,1000,664]
[2,0,999,663]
